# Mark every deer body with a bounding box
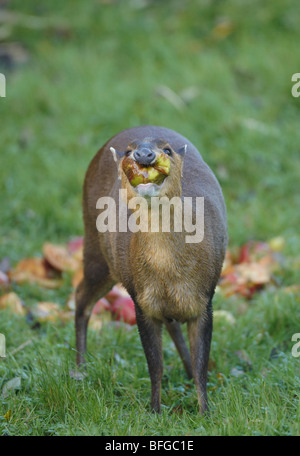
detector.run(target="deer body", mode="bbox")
[75,125,227,414]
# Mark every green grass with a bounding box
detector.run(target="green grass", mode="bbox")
[1,289,300,436]
[1,0,300,436]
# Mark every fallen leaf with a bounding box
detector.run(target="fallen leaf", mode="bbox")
[238,241,270,264]
[43,242,80,272]
[0,292,25,315]
[9,257,63,288]
[32,302,60,322]
[218,239,283,298]
[235,262,271,285]
[11,257,47,278]
[4,410,11,421]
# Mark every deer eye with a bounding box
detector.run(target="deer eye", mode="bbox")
[125,149,132,156]
[163,148,172,156]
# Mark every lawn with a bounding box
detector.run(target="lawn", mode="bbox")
[0,0,300,436]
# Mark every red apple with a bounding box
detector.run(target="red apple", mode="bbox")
[111,296,136,325]
[92,297,110,315]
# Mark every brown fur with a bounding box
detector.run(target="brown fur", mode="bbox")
[75,125,227,414]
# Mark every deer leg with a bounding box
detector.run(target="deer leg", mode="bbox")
[75,274,114,366]
[134,302,163,413]
[164,319,193,379]
[187,301,213,414]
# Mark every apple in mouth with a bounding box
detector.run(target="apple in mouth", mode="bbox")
[122,152,171,188]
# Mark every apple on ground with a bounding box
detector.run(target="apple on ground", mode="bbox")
[111,296,136,325]
[92,297,111,315]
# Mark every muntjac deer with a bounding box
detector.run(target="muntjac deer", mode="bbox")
[75,125,227,414]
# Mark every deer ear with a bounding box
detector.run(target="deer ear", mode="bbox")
[110,147,124,163]
[110,147,124,180]
[176,145,187,178]
[176,144,187,157]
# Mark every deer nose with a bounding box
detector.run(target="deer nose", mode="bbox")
[133,148,156,165]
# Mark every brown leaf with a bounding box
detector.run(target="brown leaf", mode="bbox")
[0,292,25,315]
[11,257,48,278]
[32,302,60,322]
[235,262,271,285]
[31,301,74,324]
[9,257,63,288]
[43,242,80,272]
